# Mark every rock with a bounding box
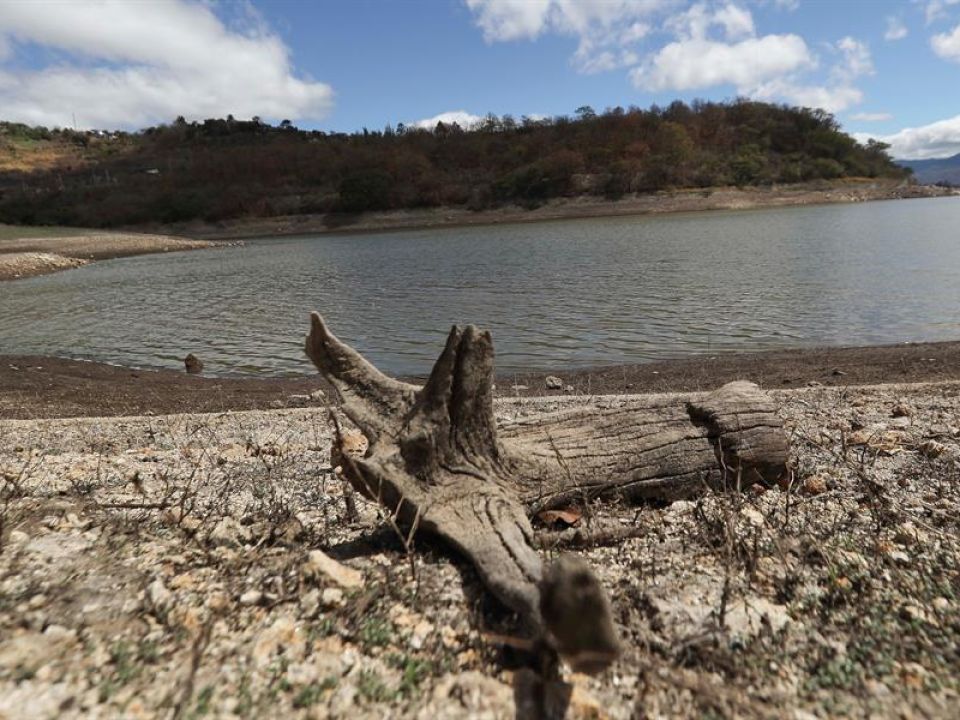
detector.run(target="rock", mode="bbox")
[145,579,173,618]
[184,353,203,374]
[919,439,947,458]
[0,631,75,676]
[545,375,564,390]
[565,385,575,393]
[208,517,248,548]
[239,589,263,606]
[891,403,913,418]
[304,550,363,589]
[320,588,344,608]
[252,616,305,668]
[309,389,326,402]
[300,589,321,617]
[287,394,312,406]
[886,549,910,565]
[418,672,514,719]
[894,522,918,546]
[724,597,791,640]
[801,475,828,496]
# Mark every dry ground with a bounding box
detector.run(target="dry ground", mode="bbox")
[1,383,958,718]
[148,180,959,241]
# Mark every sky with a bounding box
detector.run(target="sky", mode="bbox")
[0,0,959,159]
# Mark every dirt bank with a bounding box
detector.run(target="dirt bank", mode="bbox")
[3,339,960,420]
[146,179,959,241]
[0,232,219,281]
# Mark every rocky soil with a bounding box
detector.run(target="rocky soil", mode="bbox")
[0,252,89,281]
[1,383,958,718]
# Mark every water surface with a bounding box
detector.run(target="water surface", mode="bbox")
[2,197,959,377]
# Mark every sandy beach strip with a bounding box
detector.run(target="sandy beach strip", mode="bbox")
[0,232,218,280]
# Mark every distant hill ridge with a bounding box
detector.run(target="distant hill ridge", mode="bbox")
[0,100,910,229]
[898,153,960,186]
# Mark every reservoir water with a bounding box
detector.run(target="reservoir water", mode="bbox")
[2,197,959,377]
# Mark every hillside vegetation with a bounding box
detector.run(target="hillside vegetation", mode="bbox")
[0,100,909,229]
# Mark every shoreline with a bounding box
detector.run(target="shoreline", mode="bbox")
[0,232,222,281]
[3,338,959,419]
[141,179,959,241]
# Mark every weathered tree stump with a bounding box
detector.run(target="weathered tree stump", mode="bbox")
[304,313,789,672]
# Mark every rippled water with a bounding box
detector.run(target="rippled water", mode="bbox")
[2,197,960,377]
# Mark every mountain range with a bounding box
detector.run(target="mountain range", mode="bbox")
[898,153,960,186]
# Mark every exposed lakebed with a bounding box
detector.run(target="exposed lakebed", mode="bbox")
[2,197,959,377]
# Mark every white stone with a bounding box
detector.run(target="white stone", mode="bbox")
[239,589,263,606]
[304,550,363,589]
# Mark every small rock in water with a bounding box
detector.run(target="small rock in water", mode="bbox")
[545,375,563,390]
[184,353,203,374]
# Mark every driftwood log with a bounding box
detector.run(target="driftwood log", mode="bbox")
[304,313,789,672]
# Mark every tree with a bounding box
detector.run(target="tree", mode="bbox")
[575,105,596,120]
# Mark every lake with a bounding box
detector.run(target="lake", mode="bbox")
[2,197,960,377]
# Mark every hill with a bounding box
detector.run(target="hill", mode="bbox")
[898,153,960,186]
[0,100,909,230]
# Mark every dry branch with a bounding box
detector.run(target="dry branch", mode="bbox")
[304,312,789,671]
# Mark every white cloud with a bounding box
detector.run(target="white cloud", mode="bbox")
[410,111,484,130]
[850,112,894,122]
[884,16,908,41]
[630,34,812,91]
[932,23,960,61]
[668,2,754,40]
[924,0,960,24]
[752,79,863,113]
[0,1,332,129]
[834,37,873,81]
[465,0,552,42]
[749,37,870,114]
[467,1,871,115]
[854,114,960,159]
[465,0,668,73]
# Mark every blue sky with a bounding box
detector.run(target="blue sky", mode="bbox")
[1,1,959,158]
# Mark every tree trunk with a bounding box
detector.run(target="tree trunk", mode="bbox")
[304,313,789,672]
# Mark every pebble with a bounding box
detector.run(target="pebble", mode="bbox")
[304,549,363,589]
[208,517,249,548]
[801,475,828,495]
[239,589,263,606]
[320,587,344,608]
[145,579,173,617]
